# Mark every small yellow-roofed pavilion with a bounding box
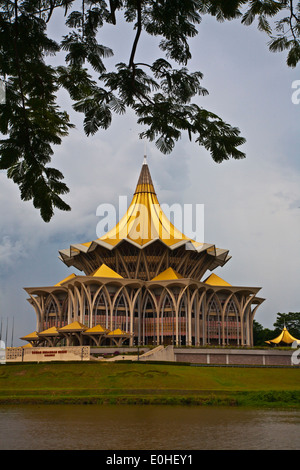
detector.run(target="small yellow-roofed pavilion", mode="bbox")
[83,324,110,346]
[58,322,87,346]
[20,331,40,346]
[39,326,60,335]
[38,326,61,347]
[59,321,87,331]
[265,327,300,345]
[108,328,132,346]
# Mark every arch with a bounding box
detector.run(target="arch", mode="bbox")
[142,291,157,345]
[28,294,43,330]
[130,287,143,345]
[159,289,176,345]
[44,294,61,328]
[112,288,130,332]
[224,294,239,345]
[194,289,207,346]
[59,297,68,328]
[92,287,110,329]
[207,293,222,344]
[178,290,188,345]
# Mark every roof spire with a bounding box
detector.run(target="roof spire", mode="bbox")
[143,141,147,165]
[134,153,156,194]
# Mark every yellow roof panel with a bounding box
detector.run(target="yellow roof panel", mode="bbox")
[204,273,232,286]
[84,324,108,334]
[55,273,76,286]
[39,326,60,336]
[59,321,87,331]
[151,267,183,281]
[107,328,129,336]
[92,264,123,279]
[20,331,39,340]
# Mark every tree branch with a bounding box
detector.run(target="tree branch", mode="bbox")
[129,0,142,68]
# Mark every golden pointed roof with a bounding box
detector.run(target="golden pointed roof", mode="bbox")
[84,324,109,334]
[58,321,87,332]
[84,157,196,249]
[55,273,76,286]
[151,267,183,281]
[92,263,123,278]
[204,273,232,286]
[38,326,60,336]
[20,331,39,341]
[59,157,231,272]
[265,327,300,345]
[107,328,131,336]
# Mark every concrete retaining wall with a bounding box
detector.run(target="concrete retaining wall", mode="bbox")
[174,348,295,366]
[139,345,175,362]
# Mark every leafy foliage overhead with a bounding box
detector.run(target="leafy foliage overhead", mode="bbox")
[0,1,298,221]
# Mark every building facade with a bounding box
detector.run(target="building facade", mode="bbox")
[22,157,264,348]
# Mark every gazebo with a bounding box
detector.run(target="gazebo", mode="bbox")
[20,331,40,347]
[38,326,61,347]
[58,321,87,346]
[265,327,300,346]
[83,324,109,346]
[107,329,133,347]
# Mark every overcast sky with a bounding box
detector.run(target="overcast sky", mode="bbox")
[0,10,299,346]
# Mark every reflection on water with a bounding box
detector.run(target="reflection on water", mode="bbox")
[0,405,299,450]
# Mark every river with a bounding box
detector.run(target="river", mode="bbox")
[0,405,299,450]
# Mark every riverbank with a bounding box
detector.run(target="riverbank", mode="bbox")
[0,361,299,408]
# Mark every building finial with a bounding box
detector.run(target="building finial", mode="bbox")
[143,141,147,165]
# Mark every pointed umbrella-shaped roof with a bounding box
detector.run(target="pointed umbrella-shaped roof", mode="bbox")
[265,327,300,345]
[59,156,230,266]
[84,156,196,249]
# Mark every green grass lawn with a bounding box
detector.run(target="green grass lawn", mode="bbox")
[0,362,299,407]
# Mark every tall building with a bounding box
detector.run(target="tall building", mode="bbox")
[22,157,264,348]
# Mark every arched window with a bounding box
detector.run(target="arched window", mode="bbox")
[160,292,175,345]
[93,289,109,329]
[44,296,59,329]
[207,297,221,344]
[60,297,68,328]
[113,290,129,331]
[178,292,188,346]
[142,293,157,345]
[225,298,239,345]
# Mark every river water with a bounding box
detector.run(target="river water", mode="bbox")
[0,405,299,450]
